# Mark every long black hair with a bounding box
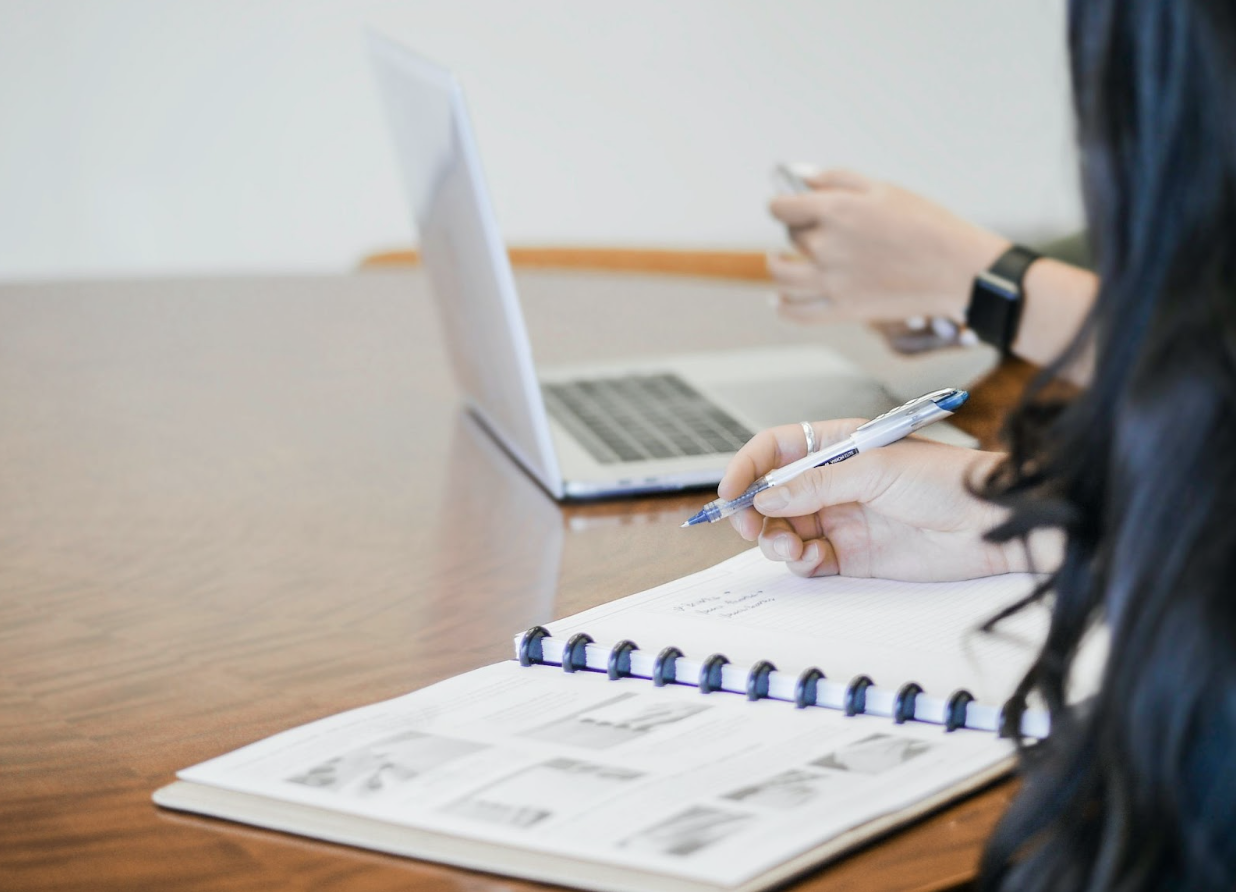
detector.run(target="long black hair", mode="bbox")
[978,0,1236,888]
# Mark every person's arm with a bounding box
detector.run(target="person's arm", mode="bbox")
[1012,257,1095,383]
[720,418,1064,581]
[766,169,1098,385]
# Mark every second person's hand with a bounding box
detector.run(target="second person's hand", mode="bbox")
[766,169,1009,325]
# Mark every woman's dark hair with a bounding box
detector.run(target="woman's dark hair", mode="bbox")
[978,0,1236,888]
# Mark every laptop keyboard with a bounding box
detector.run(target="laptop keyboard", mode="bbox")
[542,373,754,465]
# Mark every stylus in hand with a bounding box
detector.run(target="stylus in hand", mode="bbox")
[682,388,969,527]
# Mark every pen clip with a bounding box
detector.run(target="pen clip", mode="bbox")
[855,389,957,432]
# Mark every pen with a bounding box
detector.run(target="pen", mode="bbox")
[681,387,969,527]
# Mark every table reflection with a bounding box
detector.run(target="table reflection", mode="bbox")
[427,411,564,646]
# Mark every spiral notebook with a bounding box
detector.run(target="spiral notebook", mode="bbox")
[154,549,1104,892]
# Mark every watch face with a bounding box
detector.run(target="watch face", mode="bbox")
[975,270,1019,299]
[967,275,1021,351]
[967,246,1038,352]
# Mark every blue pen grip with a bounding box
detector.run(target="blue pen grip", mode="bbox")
[724,488,760,514]
[711,480,771,522]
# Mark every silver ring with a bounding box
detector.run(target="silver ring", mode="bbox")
[800,421,817,454]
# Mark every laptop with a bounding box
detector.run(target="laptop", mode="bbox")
[368,35,922,500]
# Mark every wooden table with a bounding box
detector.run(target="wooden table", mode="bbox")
[0,269,1031,892]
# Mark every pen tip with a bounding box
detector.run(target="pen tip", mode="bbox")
[680,521,690,528]
[683,507,716,527]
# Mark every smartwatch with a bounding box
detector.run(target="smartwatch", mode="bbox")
[965,245,1040,353]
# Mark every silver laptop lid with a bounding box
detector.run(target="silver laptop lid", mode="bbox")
[368,34,565,498]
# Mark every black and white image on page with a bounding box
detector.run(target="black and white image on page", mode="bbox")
[286,730,488,799]
[721,768,834,810]
[811,733,934,775]
[518,692,712,749]
[171,664,1016,887]
[620,805,758,858]
[442,757,644,828]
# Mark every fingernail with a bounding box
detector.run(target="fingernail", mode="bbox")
[754,488,788,511]
[773,536,794,559]
[804,542,821,564]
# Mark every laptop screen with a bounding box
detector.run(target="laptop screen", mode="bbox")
[369,34,564,498]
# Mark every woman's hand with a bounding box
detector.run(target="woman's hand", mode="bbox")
[720,419,1037,582]
[766,169,1008,325]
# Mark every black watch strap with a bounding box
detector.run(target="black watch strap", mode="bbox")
[965,245,1040,353]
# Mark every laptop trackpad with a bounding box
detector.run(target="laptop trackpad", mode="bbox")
[708,376,896,430]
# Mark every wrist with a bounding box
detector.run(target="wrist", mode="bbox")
[965,452,1057,577]
[1000,525,1065,575]
[964,230,1012,283]
[943,230,1011,321]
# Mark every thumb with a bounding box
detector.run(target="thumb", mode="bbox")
[752,451,890,517]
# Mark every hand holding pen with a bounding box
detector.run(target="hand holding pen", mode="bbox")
[683,388,1030,581]
[685,389,968,526]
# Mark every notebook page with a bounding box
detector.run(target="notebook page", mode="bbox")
[540,549,1052,705]
[171,661,1013,888]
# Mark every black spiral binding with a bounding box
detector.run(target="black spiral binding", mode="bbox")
[893,682,923,725]
[562,633,594,673]
[652,646,683,686]
[699,654,729,694]
[516,628,1004,734]
[844,675,874,716]
[945,689,975,732]
[607,640,639,680]
[746,660,776,701]
[518,626,551,667]
[794,667,826,709]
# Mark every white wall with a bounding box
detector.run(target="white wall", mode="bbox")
[0,0,1081,280]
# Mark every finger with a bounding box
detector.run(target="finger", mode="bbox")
[768,193,829,228]
[752,450,892,517]
[776,290,833,305]
[802,168,872,192]
[787,226,829,265]
[728,506,763,541]
[735,496,825,540]
[775,292,877,324]
[787,537,842,577]
[760,516,830,562]
[772,294,836,325]
[766,252,823,289]
[765,291,830,312]
[779,510,825,543]
[718,419,866,501]
[758,518,803,562]
[718,428,785,501]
